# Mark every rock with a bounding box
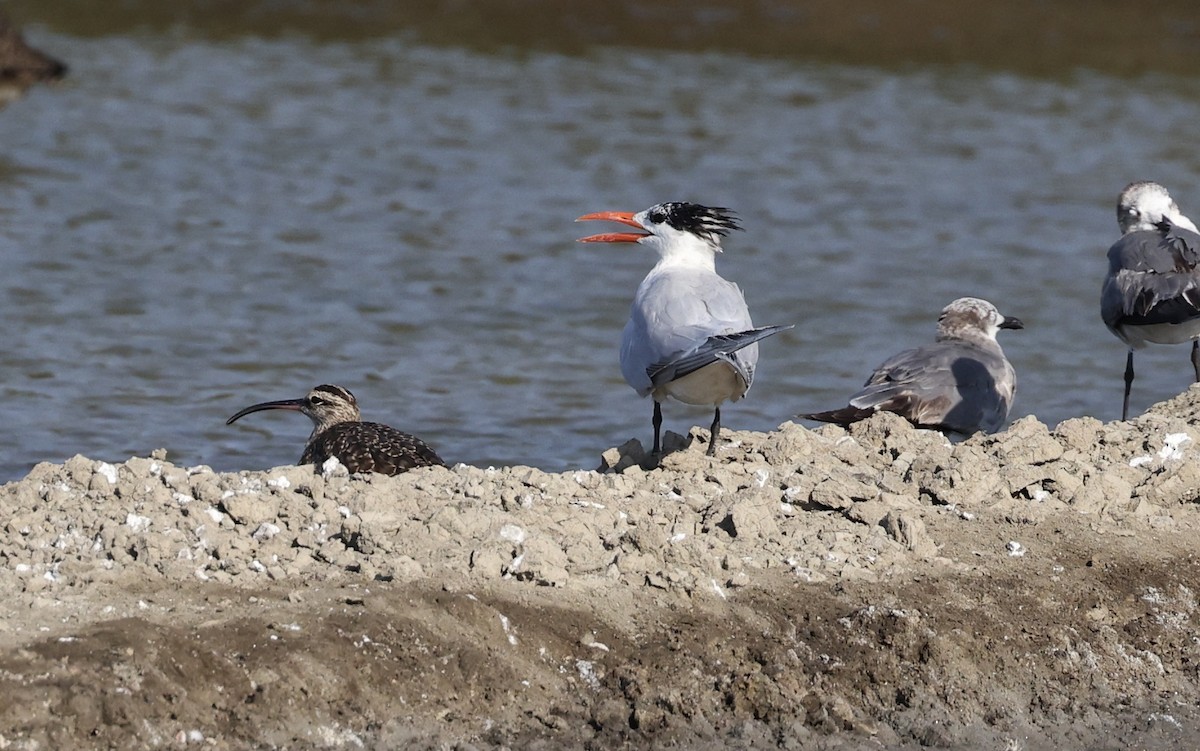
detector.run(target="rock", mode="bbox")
[1139,460,1200,506]
[810,476,878,511]
[882,510,937,558]
[729,492,781,539]
[520,536,570,587]
[220,493,280,527]
[995,416,1064,465]
[1069,471,1134,515]
[598,438,647,473]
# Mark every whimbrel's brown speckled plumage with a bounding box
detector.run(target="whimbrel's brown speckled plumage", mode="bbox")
[227,384,444,475]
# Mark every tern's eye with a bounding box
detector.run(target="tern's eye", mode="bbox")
[646,207,667,224]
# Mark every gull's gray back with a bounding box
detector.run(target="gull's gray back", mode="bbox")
[848,339,1016,434]
[1102,221,1200,344]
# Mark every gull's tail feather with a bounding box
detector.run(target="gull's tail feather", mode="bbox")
[798,405,876,427]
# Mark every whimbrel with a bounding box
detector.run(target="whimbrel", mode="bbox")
[800,297,1023,435]
[576,202,792,457]
[227,384,445,475]
[1101,181,1200,420]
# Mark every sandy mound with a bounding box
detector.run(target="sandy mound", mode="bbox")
[4,389,1200,749]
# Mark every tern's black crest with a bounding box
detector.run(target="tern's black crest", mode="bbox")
[646,202,741,242]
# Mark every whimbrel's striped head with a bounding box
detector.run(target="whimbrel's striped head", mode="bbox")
[226,384,362,437]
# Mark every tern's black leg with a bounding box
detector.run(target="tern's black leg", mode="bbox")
[1122,350,1134,421]
[707,406,721,457]
[652,401,663,455]
[1192,340,1200,382]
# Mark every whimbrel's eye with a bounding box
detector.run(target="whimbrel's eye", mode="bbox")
[309,396,326,406]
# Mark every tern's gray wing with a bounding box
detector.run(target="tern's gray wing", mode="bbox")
[621,267,756,395]
[845,341,1015,434]
[1102,220,1200,333]
[647,324,794,389]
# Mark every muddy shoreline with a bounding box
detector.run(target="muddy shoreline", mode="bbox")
[4,390,1200,748]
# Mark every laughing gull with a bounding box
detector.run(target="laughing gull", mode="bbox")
[1101,181,1200,420]
[227,384,445,475]
[576,202,792,456]
[800,297,1023,434]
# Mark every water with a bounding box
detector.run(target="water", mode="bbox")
[3,23,1200,482]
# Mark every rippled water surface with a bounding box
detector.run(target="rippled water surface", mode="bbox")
[2,23,1200,481]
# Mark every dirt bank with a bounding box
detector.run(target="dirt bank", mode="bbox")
[4,389,1200,749]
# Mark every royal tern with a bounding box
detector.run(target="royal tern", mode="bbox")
[577,202,792,456]
[227,384,445,475]
[800,297,1023,434]
[1101,181,1200,420]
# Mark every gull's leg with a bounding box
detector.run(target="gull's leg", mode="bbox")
[1122,349,1134,421]
[1192,340,1200,382]
[652,401,663,455]
[707,406,721,457]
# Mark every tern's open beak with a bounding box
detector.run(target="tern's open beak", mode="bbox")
[575,211,649,243]
[226,398,305,425]
[999,316,1024,331]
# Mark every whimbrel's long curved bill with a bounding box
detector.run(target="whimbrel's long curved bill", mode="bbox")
[226,398,304,425]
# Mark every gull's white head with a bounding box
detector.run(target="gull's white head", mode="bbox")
[576,202,742,263]
[936,297,1024,343]
[1117,181,1199,234]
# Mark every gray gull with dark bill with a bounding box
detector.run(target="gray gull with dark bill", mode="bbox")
[800,297,1023,434]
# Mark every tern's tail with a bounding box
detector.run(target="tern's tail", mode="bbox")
[647,323,793,388]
